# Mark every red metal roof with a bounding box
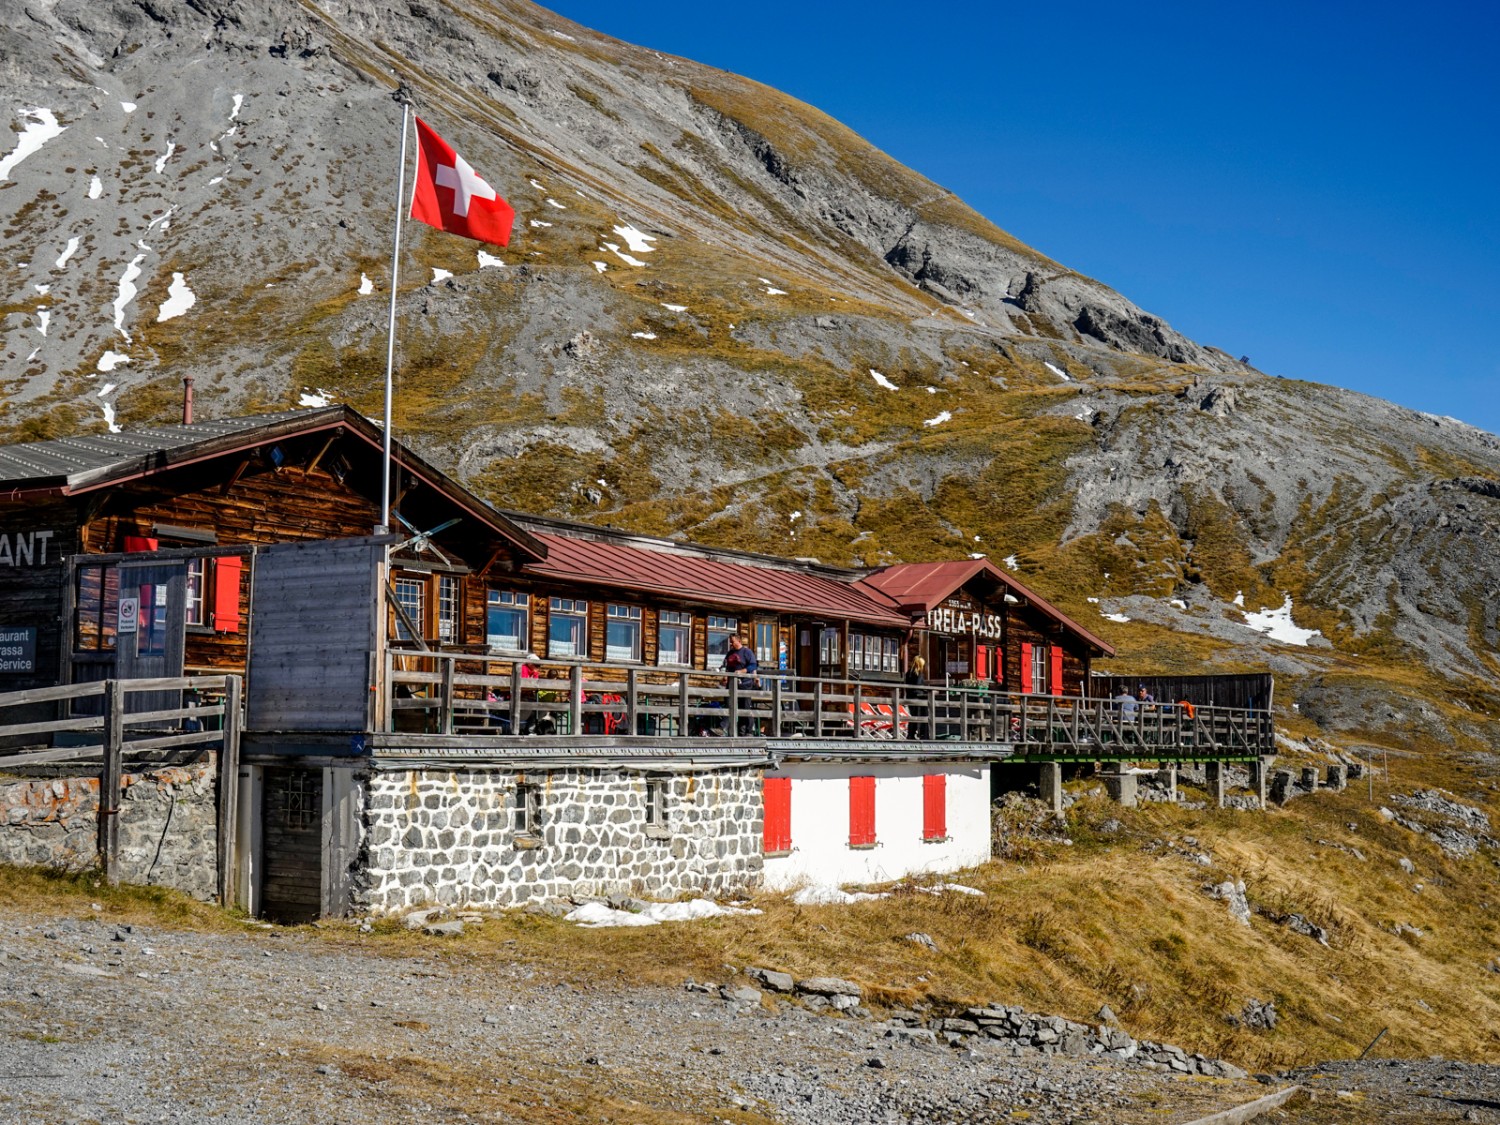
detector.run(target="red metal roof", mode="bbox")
[521,530,910,627]
[857,559,1116,656]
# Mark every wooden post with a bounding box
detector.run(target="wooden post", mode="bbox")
[852,682,863,740]
[771,678,783,738]
[381,649,395,732]
[813,679,824,738]
[677,673,690,737]
[99,679,125,886]
[626,668,639,736]
[217,675,243,906]
[509,660,521,734]
[569,664,583,736]
[438,656,454,736]
[727,675,739,737]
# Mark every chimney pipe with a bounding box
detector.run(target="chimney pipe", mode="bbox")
[182,376,194,425]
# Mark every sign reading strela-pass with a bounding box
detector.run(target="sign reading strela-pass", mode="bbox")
[926,605,1002,639]
[0,627,37,673]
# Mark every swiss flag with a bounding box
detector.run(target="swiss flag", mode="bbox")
[409,116,515,247]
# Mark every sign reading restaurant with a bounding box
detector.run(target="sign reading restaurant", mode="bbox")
[0,530,57,567]
[0,627,37,673]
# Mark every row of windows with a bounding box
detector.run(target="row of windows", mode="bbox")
[762,774,948,853]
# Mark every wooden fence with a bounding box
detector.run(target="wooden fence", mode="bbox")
[385,652,1273,759]
[0,675,243,902]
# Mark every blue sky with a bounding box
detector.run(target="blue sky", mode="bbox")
[544,1,1500,436]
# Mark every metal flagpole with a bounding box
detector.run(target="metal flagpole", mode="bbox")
[378,92,413,536]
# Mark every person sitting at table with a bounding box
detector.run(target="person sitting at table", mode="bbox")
[1115,688,1137,719]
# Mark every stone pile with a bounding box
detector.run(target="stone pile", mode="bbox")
[708,968,1249,1080]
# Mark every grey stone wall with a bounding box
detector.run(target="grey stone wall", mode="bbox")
[357,766,764,912]
[0,757,219,900]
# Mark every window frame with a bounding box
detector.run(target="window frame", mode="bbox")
[1031,643,1049,697]
[437,574,460,642]
[705,614,737,667]
[657,609,693,668]
[547,596,589,660]
[392,576,427,642]
[485,589,531,654]
[605,603,643,663]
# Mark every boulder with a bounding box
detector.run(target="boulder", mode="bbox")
[795,976,862,999]
[745,966,795,993]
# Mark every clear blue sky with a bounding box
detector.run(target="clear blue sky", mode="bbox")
[544,0,1500,436]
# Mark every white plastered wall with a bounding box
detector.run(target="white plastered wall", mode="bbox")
[761,760,991,890]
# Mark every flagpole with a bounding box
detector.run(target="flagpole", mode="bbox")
[378,94,413,536]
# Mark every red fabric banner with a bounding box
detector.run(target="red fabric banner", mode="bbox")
[409,116,515,248]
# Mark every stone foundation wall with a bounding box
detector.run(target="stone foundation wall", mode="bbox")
[0,757,219,900]
[357,765,764,912]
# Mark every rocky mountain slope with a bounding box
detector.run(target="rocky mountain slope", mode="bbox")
[2,0,1499,716]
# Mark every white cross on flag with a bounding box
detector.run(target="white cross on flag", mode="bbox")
[410,116,515,247]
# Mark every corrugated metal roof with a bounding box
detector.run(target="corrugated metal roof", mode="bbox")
[857,559,1116,655]
[0,409,332,489]
[522,529,910,627]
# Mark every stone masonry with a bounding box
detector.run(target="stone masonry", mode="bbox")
[357,765,764,912]
[0,758,219,900]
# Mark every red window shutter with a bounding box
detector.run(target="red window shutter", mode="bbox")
[975,645,989,680]
[923,773,946,840]
[212,556,243,634]
[123,535,158,553]
[1020,642,1033,694]
[763,776,791,853]
[1050,646,1064,696]
[849,775,876,846]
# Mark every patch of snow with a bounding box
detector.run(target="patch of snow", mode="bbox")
[25,348,39,362]
[100,401,120,434]
[1087,597,1099,604]
[208,175,223,186]
[869,368,899,391]
[476,250,504,269]
[88,176,102,199]
[661,303,687,312]
[1102,612,1131,623]
[603,242,646,268]
[153,142,176,174]
[229,93,244,121]
[612,223,656,254]
[544,197,566,210]
[790,885,888,906]
[973,535,982,542]
[925,386,937,394]
[1169,598,1187,610]
[120,101,136,113]
[111,254,146,342]
[529,178,545,190]
[156,272,195,322]
[34,284,49,295]
[1240,595,1323,647]
[926,883,984,897]
[789,511,801,521]
[969,552,986,559]
[94,137,106,147]
[36,310,50,336]
[1003,555,1020,571]
[631,332,657,340]
[430,268,453,283]
[0,108,67,181]
[595,479,607,488]
[97,351,130,373]
[1045,361,1070,381]
[566,899,761,927]
[549,29,576,41]
[357,273,374,295]
[146,209,174,234]
[764,286,787,296]
[529,219,552,228]
[1233,591,1245,607]
[923,411,952,427]
[592,261,607,273]
[298,389,331,408]
[55,237,80,268]
[97,383,116,398]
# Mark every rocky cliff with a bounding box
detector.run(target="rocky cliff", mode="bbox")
[2,0,1498,720]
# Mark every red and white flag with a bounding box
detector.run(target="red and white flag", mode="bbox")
[409,116,515,247]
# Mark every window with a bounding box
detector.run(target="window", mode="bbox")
[849,775,875,847]
[850,633,900,674]
[754,620,778,668]
[393,577,425,642]
[548,597,588,658]
[657,609,692,667]
[706,615,737,663]
[1031,643,1049,696]
[75,565,120,651]
[185,558,207,626]
[763,775,791,854]
[437,574,460,641]
[644,778,666,826]
[514,782,539,834]
[486,590,530,652]
[819,626,842,669]
[605,604,642,662]
[281,771,319,832]
[922,774,947,841]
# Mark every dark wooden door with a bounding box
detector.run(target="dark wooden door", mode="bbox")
[260,766,323,923]
[115,560,186,720]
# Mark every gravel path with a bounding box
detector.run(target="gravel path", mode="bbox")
[2,906,1487,1124]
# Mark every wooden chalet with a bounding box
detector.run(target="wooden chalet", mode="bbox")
[0,406,1277,920]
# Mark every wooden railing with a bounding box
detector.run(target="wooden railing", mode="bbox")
[0,675,243,900]
[384,652,1273,757]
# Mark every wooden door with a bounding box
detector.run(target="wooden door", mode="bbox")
[260,766,323,923]
[115,560,186,719]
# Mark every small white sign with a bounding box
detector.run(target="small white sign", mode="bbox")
[118,596,139,635]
